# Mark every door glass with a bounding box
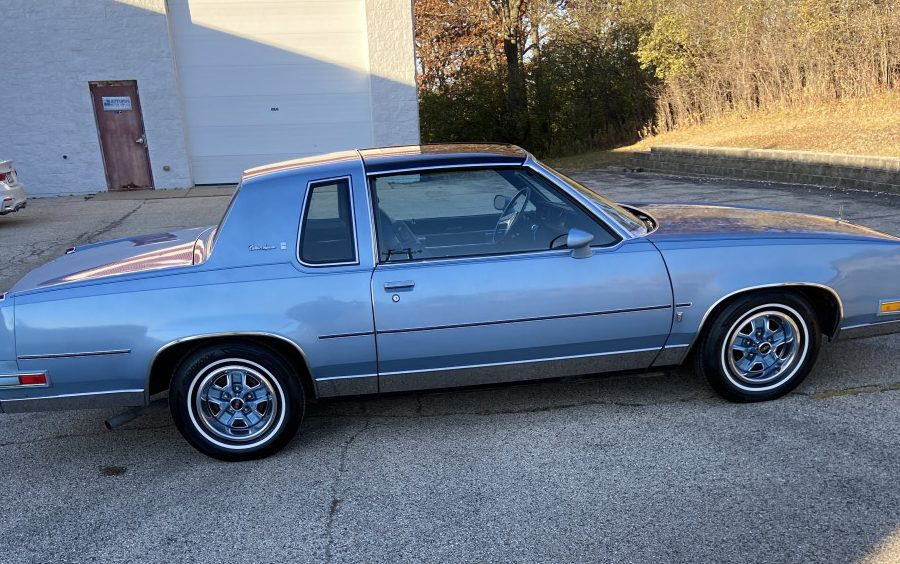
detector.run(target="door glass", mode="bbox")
[371,168,618,262]
[299,178,356,265]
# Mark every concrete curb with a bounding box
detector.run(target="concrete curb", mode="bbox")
[629,145,900,195]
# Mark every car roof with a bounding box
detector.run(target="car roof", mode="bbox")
[358,143,528,174]
[242,150,361,180]
[242,143,528,180]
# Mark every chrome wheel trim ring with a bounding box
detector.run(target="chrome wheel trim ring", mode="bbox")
[720,304,810,393]
[186,358,287,451]
[726,310,800,385]
[194,363,278,442]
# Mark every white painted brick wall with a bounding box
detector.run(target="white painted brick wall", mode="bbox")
[0,0,421,196]
[365,0,420,147]
[0,0,193,195]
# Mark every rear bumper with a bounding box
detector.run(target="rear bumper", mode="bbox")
[0,182,26,215]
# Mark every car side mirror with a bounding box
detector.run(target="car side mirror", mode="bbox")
[566,228,594,259]
[494,194,510,211]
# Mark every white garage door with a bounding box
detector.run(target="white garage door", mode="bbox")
[169,0,376,184]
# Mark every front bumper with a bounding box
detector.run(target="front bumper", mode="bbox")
[0,182,27,215]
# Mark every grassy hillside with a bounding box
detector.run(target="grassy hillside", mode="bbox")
[548,92,900,170]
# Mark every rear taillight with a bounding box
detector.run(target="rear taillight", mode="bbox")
[0,173,7,182]
[18,373,48,386]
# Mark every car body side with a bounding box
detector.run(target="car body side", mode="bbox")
[1,150,898,413]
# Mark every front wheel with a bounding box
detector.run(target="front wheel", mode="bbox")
[695,292,822,402]
[169,342,305,461]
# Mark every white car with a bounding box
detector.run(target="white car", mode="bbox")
[0,160,27,215]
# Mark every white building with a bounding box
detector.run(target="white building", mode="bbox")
[1,0,419,195]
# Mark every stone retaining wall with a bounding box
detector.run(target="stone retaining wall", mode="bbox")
[629,146,900,194]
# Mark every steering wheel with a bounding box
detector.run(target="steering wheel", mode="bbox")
[492,188,530,243]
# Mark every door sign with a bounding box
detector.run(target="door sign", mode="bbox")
[102,96,133,111]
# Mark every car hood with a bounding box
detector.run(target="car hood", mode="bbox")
[9,227,213,294]
[638,204,899,242]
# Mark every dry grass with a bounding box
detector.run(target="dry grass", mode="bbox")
[623,92,900,157]
[548,92,900,170]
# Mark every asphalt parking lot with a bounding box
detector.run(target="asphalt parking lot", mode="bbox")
[1,170,899,563]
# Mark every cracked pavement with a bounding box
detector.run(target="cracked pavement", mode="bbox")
[1,172,899,563]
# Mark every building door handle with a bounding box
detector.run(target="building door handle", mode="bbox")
[384,281,415,291]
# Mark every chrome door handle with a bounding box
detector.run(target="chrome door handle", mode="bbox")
[135,136,146,145]
[384,281,415,291]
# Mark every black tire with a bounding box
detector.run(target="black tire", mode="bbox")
[695,292,821,402]
[169,342,305,461]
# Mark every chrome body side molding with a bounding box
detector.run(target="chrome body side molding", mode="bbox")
[379,348,659,394]
[378,304,672,335]
[839,319,900,340]
[0,389,145,413]
[17,349,131,360]
[651,344,691,367]
[315,374,379,397]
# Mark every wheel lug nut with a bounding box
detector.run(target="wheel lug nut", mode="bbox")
[242,407,251,414]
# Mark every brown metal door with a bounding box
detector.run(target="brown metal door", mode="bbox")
[90,81,153,190]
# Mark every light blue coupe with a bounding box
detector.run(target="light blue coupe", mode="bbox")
[2,144,899,459]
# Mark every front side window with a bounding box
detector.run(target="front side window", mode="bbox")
[299,178,356,265]
[371,168,618,263]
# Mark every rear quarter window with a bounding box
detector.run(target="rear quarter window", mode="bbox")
[299,178,357,265]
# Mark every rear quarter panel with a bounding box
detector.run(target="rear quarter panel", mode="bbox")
[12,265,376,402]
[9,157,378,405]
[0,297,15,372]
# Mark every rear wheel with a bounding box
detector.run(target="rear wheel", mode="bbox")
[695,292,821,402]
[169,342,304,461]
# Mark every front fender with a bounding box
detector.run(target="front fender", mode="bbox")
[655,238,900,360]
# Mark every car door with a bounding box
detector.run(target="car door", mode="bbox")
[369,166,673,392]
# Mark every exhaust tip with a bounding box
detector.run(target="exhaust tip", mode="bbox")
[104,408,143,430]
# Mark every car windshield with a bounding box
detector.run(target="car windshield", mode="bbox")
[543,165,648,236]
